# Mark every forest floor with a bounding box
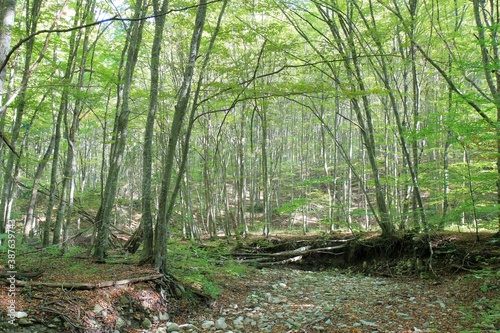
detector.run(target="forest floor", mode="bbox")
[0,231,499,333]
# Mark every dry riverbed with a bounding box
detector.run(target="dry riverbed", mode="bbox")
[169,267,498,333]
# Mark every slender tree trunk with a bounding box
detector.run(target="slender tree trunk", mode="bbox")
[440,80,454,231]
[0,111,21,232]
[311,3,393,235]
[0,0,16,110]
[462,144,480,240]
[237,107,247,236]
[24,132,55,239]
[320,110,334,230]
[154,0,208,272]
[141,0,169,262]
[258,107,271,237]
[53,0,94,245]
[44,98,63,246]
[94,0,146,260]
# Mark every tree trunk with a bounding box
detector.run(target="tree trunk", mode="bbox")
[53,0,93,245]
[0,0,16,109]
[24,132,55,239]
[154,0,208,273]
[44,100,63,246]
[94,0,146,260]
[311,3,394,236]
[259,107,271,237]
[141,0,169,262]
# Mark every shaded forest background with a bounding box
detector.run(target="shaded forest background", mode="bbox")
[1,0,500,271]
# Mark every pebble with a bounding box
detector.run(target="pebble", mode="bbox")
[142,318,152,329]
[201,320,214,329]
[166,322,179,332]
[215,317,227,329]
[14,312,28,319]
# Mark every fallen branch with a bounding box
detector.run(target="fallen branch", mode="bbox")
[451,264,478,273]
[0,270,44,279]
[234,244,346,259]
[234,242,348,268]
[10,273,164,290]
[257,255,303,267]
[39,306,86,330]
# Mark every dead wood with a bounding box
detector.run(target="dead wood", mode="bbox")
[10,273,164,290]
[0,270,44,279]
[256,255,304,267]
[234,244,346,258]
[234,241,348,267]
[39,306,86,330]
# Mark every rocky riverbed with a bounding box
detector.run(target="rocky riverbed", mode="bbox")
[2,266,498,333]
[168,267,496,333]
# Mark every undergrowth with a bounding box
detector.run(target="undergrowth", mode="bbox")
[461,268,500,332]
[167,239,253,299]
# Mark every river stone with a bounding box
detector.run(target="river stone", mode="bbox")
[93,305,103,314]
[154,328,167,333]
[243,318,257,326]
[360,319,378,327]
[116,317,126,329]
[14,312,28,319]
[142,318,152,329]
[18,318,32,326]
[233,316,244,329]
[159,312,169,321]
[215,317,228,329]
[271,296,284,304]
[396,312,411,320]
[166,322,179,332]
[201,320,214,329]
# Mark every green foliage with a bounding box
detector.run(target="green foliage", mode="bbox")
[276,198,308,215]
[168,240,253,299]
[67,262,99,275]
[62,246,88,258]
[461,269,500,331]
[5,0,500,249]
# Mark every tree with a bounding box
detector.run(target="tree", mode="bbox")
[0,0,16,109]
[140,0,169,262]
[153,0,208,272]
[280,1,394,235]
[94,0,146,260]
[409,0,500,232]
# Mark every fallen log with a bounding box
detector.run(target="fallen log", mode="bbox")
[0,270,44,279]
[10,273,164,290]
[257,255,304,267]
[234,244,346,259]
[234,243,347,267]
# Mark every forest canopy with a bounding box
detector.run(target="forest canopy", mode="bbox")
[1,0,500,271]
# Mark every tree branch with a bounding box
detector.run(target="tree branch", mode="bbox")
[414,43,495,127]
[0,0,223,74]
[0,130,20,158]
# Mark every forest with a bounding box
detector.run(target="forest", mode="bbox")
[1,0,500,332]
